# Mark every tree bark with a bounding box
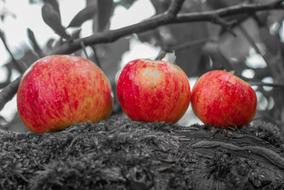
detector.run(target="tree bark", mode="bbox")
[0,115,284,190]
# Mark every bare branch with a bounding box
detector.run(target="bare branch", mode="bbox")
[51,0,284,55]
[0,31,27,73]
[211,16,237,37]
[250,82,284,88]
[237,25,275,76]
[176,0,284,23]
[238,25,263,55]
[0,76,21,111]
[80,41,89,59]
[155,50,172,61]
[0,0,284,112]
[173,38,213,51]
[90,46,102,69]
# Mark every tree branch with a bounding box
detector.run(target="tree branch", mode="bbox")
[51,0,284,55]
[0,31,27,73]
[177,0,284,23]
[0,77,21,111]
[0,0,284,112]
[90,46,102,69]
[250,82,284,88]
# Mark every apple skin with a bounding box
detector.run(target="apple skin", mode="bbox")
[191,70,257,128]
[17,55,112,133]
[116,59,191,123]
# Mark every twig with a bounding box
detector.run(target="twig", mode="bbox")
[0,31,27,73]
[250,82,284,88]
[203,42,235,71]
[177,0,284,23]
[155,50,171,60]
[49,1,283,55]
[0,76,21,111]
[237,24,278,78]
[238,24,263,55]
[239,75,284,89]
[0,0,284,112]
[216,45,235,71]
[80,41,89,59]
[167,0,185,16]
[173,38,214,51]
[90,46,102,69]
[50,0,187,55]
[211,16,237,37]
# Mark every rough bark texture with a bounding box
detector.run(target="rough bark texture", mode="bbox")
[1,115,284,190]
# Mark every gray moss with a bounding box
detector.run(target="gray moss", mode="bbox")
[0,115,284,190]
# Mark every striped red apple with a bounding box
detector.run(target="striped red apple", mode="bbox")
[17,55,112,133]
[117,59,191,123]
[191,70,257,128]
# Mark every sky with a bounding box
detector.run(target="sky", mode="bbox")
[0,0,199,125]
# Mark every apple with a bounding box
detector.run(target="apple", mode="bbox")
[17,55,112,133]
[191,70,257,128]
[116,59,190,123]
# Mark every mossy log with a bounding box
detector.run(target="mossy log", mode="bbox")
[1,115,284,190]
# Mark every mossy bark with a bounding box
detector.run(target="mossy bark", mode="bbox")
[0,115,284,190]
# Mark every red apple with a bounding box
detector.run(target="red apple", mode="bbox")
[17,55,112,133]
[191,70,257,128]
[117,59,190,123]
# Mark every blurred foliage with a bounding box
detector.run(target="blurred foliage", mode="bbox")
[1,0,284,131]
[67,5,96,28]
[140,0,209,75]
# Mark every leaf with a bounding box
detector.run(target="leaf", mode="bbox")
[41,3,70,39]
[27,28,44,57]
[43,0,61,21]
[93,0,114,32]
[68,5,96,28]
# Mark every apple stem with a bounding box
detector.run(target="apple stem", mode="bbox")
[80,41,89,59]
[155,50,171,61]
[90,46,102,69]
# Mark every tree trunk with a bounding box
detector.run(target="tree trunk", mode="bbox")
[0,115,284,190]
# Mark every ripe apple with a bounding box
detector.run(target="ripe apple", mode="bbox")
[191,70,257,128]
[17,55,112,133]
[116,59,191,123]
